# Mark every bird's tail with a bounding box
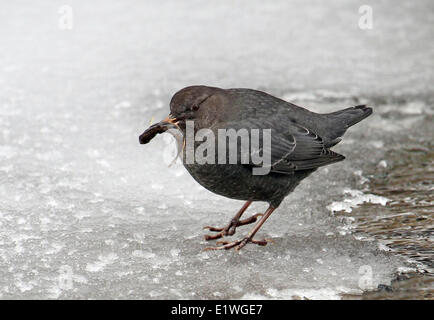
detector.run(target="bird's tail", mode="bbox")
[322,105,373,147]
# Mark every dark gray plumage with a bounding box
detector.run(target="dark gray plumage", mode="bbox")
[139,85,372,250]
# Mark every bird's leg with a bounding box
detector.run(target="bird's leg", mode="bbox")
[204,205,276,251]
[203,213,264,240]
[204,201,263,240]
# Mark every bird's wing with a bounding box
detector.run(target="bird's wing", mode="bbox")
[268,120,345,173]
[223,118,345,174]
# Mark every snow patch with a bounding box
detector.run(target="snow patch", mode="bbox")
[327,189,389,213]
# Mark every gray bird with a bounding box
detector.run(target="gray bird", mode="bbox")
[139,85,372,250]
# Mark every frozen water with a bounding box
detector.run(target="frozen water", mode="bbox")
[327,189,389,214]
[0,0,433,299]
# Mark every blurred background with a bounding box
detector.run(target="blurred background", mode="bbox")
[0,0,432,299]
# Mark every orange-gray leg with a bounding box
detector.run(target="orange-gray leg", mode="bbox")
[204,205,276,251]
[203,201,263,240]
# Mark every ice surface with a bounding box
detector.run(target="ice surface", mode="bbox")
[0,0,433,299]
[327,189,389,214]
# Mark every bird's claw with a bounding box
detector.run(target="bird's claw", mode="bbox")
[203,225,224,232]
[204,237,273,251]
[203,213,263,241]
[204,232,224,241]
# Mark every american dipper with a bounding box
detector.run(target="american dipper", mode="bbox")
[139,86,372,250]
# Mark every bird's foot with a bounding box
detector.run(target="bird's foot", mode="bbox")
[203,213,263,241]
[204,237,273,251]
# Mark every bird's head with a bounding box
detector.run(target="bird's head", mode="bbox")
[139,86,217,144]
[168,85,216,125]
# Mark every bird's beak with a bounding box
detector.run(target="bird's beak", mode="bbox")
[139,115,179,144]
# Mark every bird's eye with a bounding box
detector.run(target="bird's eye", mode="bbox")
[192,104,199,111]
